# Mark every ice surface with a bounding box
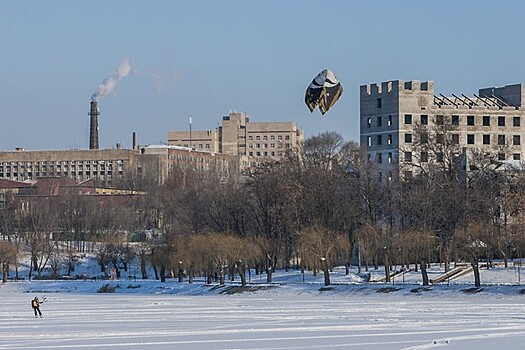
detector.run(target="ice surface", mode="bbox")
[3,258,525,349]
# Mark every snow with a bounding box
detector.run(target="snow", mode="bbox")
[3,257,525,349]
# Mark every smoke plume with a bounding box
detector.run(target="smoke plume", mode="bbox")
[91,59,132,101]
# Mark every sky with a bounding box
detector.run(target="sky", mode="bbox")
[2,1,525,150]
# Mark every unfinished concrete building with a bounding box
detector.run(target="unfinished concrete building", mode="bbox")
[360,80,525,178]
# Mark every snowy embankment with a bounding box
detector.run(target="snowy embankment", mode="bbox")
[2,259,525,298]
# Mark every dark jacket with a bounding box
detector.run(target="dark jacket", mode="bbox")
[31,299,40,308]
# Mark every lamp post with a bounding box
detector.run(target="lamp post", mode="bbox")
[189,116,192,149]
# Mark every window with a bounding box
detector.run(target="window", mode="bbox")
[436,133,444,144]
[436,152,444,162]
[388,152,393,163]
[498,116,505,126]
[405,133,412,143]
[420,132,428,144]
[404,114,412,124]
[376,153,382,164]
[387,134,393,145]
[421,151,428,163]
[404,171,413,179]
[421,115,429,125]
[387,115,392,126]
[367,118,372,128]
[452,115,459,125]
[498,153,506,161]
[377,98,382,108]
[367,136,372,147]
[467,115,475,126]
[483,116,490,126]
[452,134,459,145]
[248,136,253,141]
[514,153,521,160]
[467,134,475,144]
[498,135,506,145]
[483,134,490,145]
[377,116,382,127]
[514,117,521,127]
[256,136,260,140]
[404,151,412,162]
[514,135,521,145]
[376,135,382,145]
[435,115,444,125]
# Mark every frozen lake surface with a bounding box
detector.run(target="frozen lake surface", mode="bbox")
[4,260,525,349]
[2,284,525,349]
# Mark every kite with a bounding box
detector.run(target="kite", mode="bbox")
[305,69,343,115]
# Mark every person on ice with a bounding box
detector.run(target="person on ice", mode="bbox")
[31,297,42,318]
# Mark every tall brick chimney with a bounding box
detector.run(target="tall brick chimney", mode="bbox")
[89,101,99,150]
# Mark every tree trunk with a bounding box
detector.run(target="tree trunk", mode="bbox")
[471,260,481,287]
[266,256,273,283]
[220,266,226,285]
[384,254,390,283]
[2,262,7,283]
[140,255,148,279]
[178,264,184,283]
[160,264,166,282]
[237,262,247,287]
[420,259,429,286]
[357,247,362,273]
[322,259,330,286]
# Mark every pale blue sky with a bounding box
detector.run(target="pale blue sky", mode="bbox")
[1,1,525,150]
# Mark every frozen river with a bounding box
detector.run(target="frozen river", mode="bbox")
[2,289,525,349]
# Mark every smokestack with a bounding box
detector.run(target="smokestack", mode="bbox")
[132,132,136,149]
[89,101,99,149]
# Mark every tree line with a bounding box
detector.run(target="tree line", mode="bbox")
[1,129,525,287]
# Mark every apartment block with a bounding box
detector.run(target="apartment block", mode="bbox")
[168,111,304,160]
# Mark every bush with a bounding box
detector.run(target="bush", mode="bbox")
[97,283,117,293]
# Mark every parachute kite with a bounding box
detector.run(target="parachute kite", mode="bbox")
[305,69,343,115]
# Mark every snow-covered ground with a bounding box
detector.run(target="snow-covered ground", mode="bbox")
[3,257,525,349]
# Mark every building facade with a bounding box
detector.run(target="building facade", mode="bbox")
[360,80,525,177]
[168,111,304,160]
[0,149,140,185]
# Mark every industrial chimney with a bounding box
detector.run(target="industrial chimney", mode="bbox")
[89,101,99,150]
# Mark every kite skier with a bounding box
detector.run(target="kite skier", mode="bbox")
[31,296,43,318]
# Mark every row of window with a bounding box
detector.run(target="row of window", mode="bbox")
[404,114,521,127]
[247,143,290,149]
[248,151,284,157]
[247,135,290,141]
[402,133,521,146]
[0,160,124,166]
[402,151,521,163]
[369,151,522,165]
[368,133,522,147]
[181,143,211,149]
[366,114,523,128]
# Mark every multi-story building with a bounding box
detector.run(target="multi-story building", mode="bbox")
[168,111,304,160]
[360,80,525,177]
[0,148,140,185]
[0,146,236,186]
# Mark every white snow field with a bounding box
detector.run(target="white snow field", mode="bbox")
[3,262,525,349]
[2,280,525,349]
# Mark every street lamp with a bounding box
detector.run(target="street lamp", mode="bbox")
[189,116,192,149]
